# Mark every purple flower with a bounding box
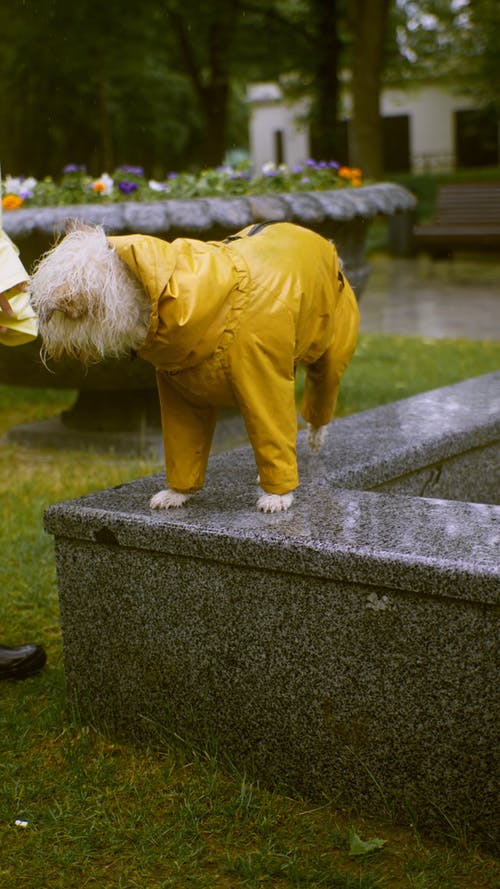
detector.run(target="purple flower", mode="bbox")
[167,172,178,179]
[118,181,138,194]
[328,161,340,169]
[118,165,144,176]
[63,164,86,173]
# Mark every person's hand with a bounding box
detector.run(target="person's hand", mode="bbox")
[0,282,28,333]
[1,281,29,309]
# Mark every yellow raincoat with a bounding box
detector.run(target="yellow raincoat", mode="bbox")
[108,222,359,495]
[0,230,38,346]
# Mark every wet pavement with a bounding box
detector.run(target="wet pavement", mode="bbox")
[359,254,500,341]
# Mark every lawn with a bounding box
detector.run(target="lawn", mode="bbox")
[1,333,499,889]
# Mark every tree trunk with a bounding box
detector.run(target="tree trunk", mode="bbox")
[200,83,230,167]
[98,74,114,172]
[168,1,240,168]
[348,0,391,180]
[309,0,344,161]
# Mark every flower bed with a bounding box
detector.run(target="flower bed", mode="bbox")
[1,161,363,210]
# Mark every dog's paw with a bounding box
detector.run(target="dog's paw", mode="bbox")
[307,423,327,453]
[149,489,192,509]
[256,492,294,513]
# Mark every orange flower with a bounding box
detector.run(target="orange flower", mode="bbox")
[92,181,106,193]
[2,194,23,210]
[338,166,351,179]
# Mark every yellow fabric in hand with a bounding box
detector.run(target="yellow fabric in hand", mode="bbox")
[0,289,39,345]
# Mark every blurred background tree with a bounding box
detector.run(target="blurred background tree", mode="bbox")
[0,0,497,179]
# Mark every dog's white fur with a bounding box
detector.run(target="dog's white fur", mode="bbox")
[31,222,328,513]
[256,491,295,513]
[32,223,150,366]
[149,489,193,509]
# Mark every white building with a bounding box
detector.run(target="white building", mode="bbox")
[247,81,500,174]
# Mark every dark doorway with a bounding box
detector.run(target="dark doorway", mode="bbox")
[455,109,499,168]
[274,130,285,165]
[382,114,411,174]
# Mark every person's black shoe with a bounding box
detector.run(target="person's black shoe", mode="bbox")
[0,644,47,679]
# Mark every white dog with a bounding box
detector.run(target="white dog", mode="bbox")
[31,220,359,512]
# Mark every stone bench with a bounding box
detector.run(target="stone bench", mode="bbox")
[44,372,500,845]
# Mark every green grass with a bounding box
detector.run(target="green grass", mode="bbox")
[300,332,500,417]
[1,333,499,889]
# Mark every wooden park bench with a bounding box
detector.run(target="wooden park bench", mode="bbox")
[413,180,500,256]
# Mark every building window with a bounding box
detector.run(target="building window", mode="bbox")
[455,109,499,168]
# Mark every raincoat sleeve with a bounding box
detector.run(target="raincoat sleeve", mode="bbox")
[300,279,359,427]
[156,370,217,493]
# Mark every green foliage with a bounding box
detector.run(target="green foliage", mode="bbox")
[386,0,500,112]
[0,0,499,182]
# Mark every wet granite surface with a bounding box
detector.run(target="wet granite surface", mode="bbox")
[43,373,500,841]
[360,253,500,341]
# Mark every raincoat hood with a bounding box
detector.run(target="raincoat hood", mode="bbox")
[108,234,242,371]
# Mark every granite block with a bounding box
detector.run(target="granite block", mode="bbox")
[43,373,500,843]
[50,526,497,837]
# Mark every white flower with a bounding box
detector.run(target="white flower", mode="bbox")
[21,176,37,191]
[91,172,114,195]
[4,175,37,196]
[148,179,169,192]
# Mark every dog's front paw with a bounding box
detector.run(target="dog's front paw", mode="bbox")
[256,492,294,513]
[149,489,192,509]
[307,423,327,453]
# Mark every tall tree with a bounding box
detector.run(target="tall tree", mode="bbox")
[269,0,347,162]
[0,0,202,177]
[346,0,392,179]
[161,0,242,167]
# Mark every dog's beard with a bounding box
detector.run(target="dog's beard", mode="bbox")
[31,226,151,365]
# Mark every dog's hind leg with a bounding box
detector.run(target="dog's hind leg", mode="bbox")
[307,423,327,452]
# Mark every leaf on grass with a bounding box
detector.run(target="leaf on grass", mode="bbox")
[348,829,386,856]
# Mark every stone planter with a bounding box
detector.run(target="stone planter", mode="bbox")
[3,184,416,452]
